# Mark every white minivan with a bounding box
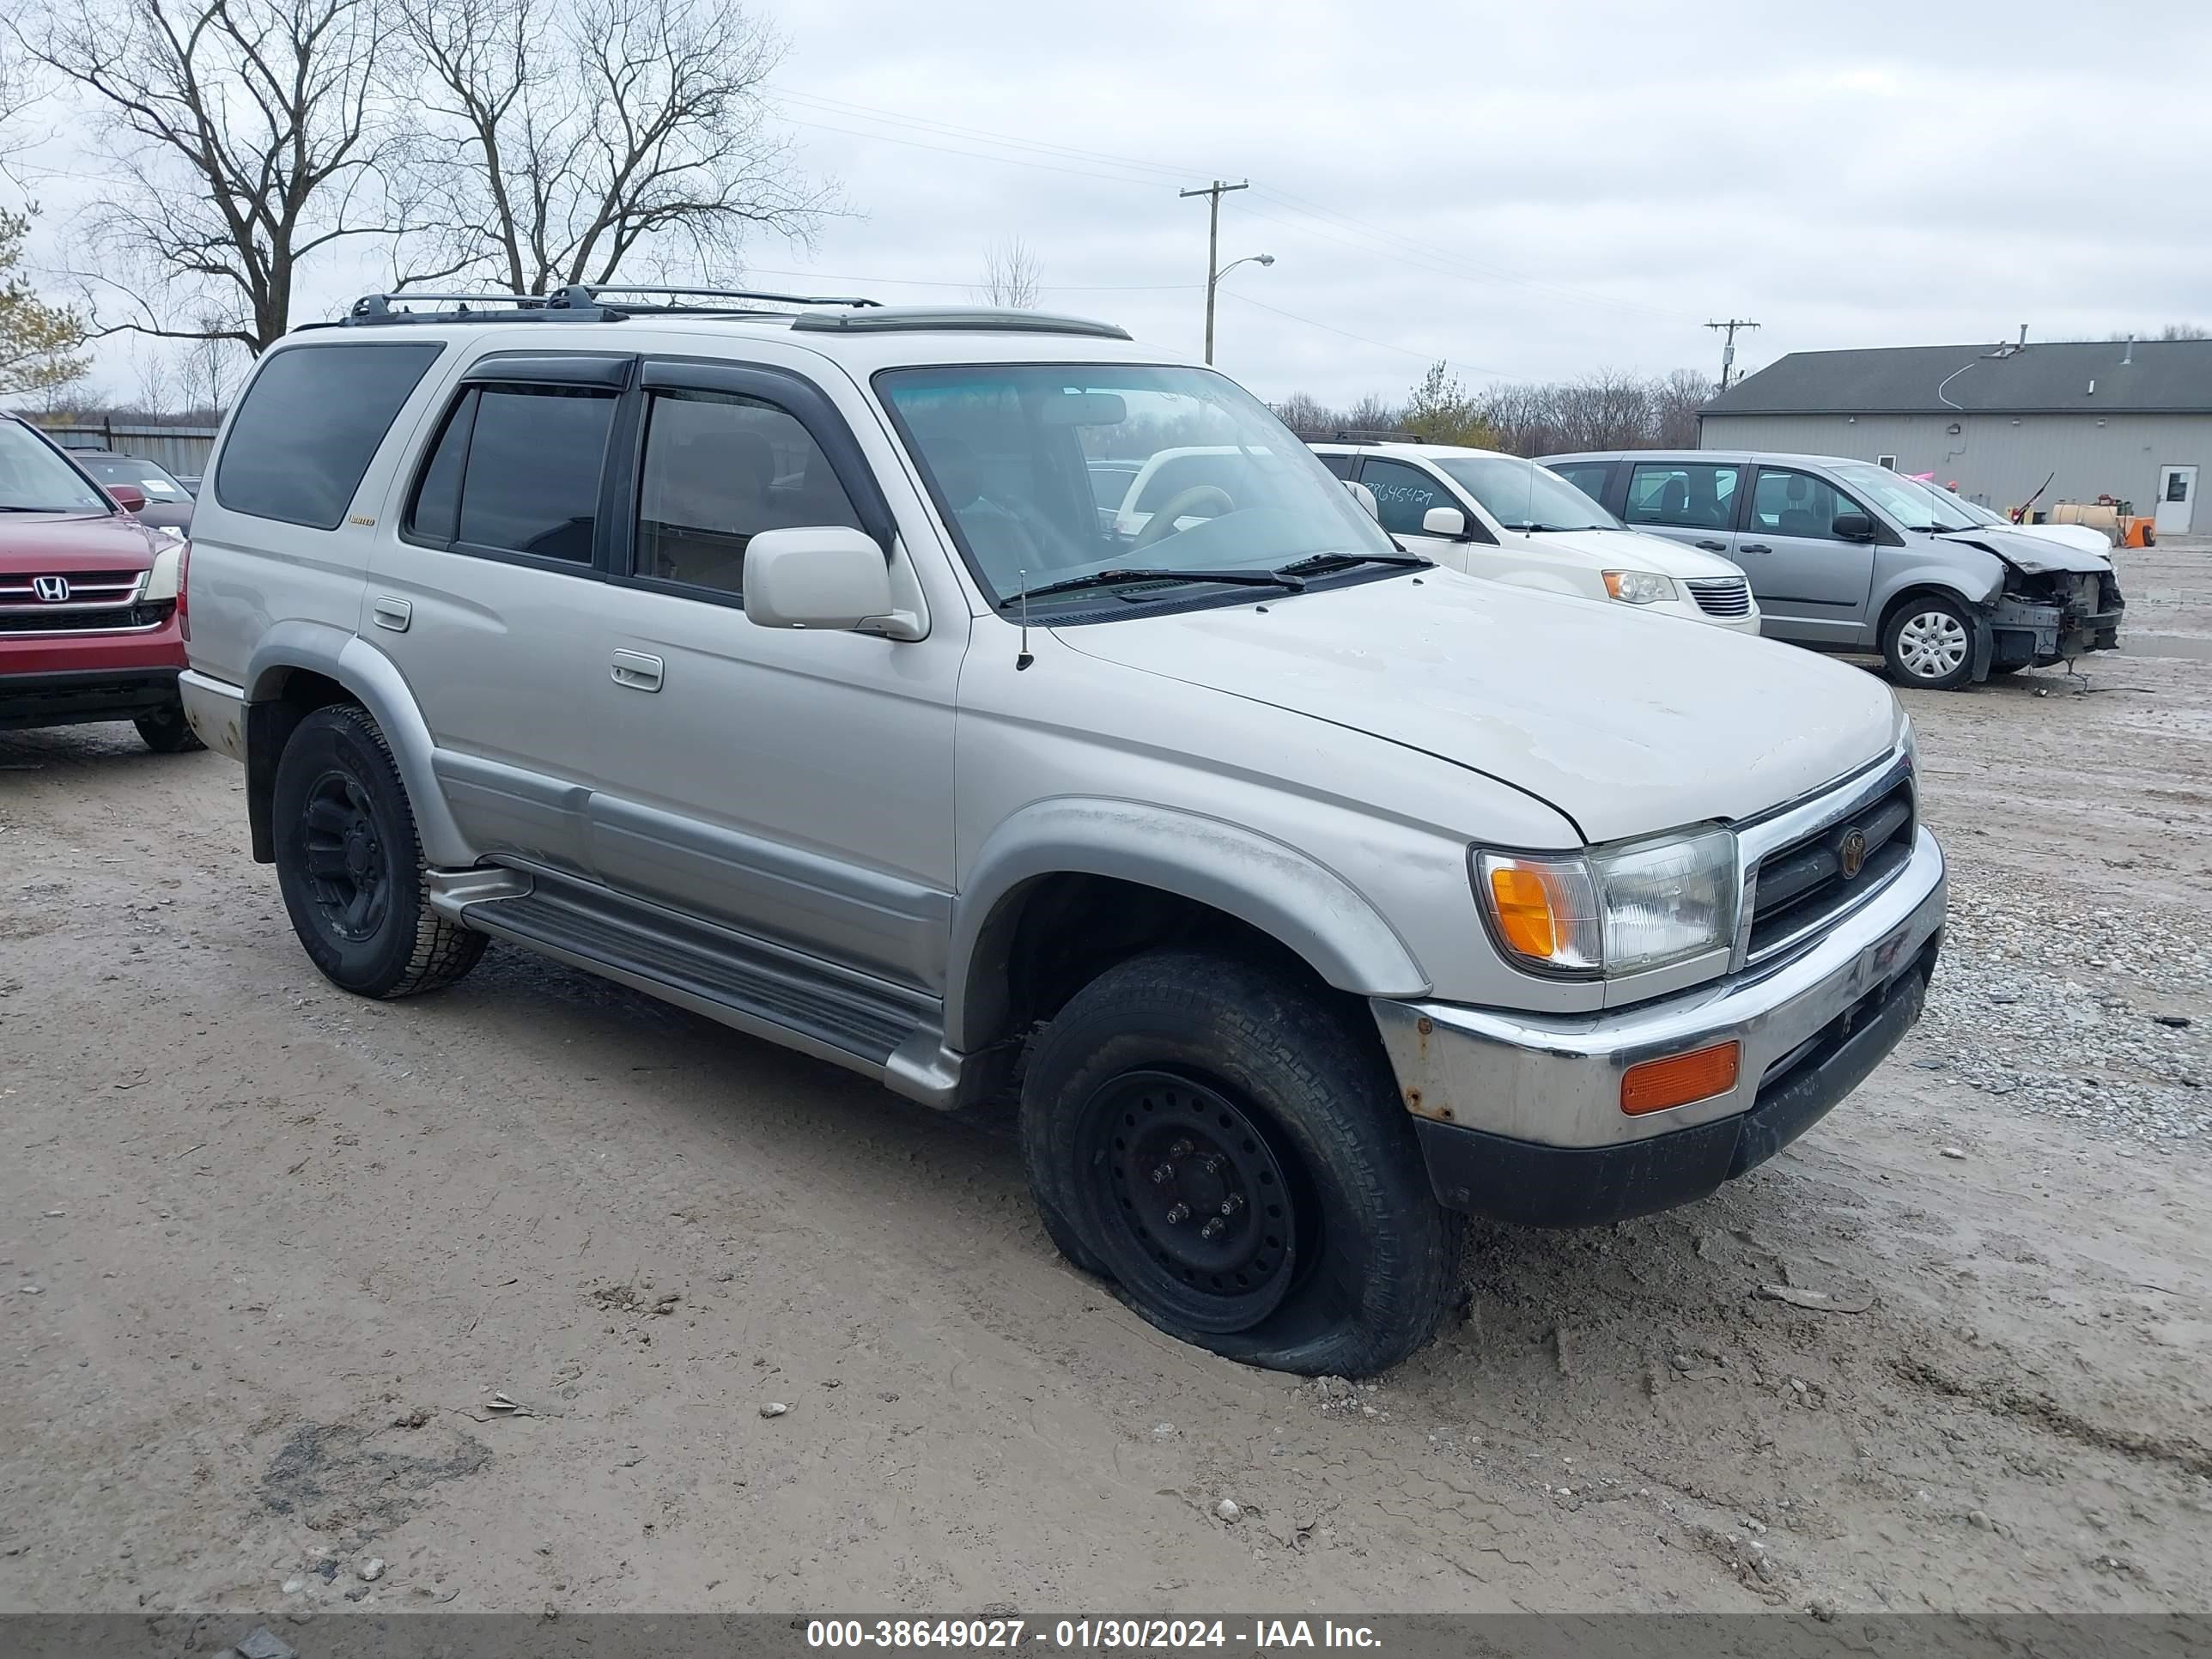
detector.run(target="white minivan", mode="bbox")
[1308,441,1762,634]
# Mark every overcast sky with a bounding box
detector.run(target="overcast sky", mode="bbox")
[17,0,2212,408]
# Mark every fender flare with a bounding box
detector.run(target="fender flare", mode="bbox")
[945,797,1429,1052]
[245,623,473,867]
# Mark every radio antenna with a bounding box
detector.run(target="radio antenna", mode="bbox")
[1015,570,1035,671]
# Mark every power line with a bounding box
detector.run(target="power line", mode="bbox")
[1220,291,1511,380]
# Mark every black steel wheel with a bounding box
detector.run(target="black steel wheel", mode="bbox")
[1074,1069,1301,1334]
[1021,947,1462,1376]
[300,770,393,942]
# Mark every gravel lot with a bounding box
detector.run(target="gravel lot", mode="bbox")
[2,541,2207,1618]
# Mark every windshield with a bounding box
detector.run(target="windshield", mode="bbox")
[80,456,185,498]
[0,424,111,514]
[1831,464,1979,532]
[876,363,1401,611]
[1432,453,1620,532]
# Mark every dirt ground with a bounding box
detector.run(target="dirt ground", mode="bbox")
[3,542,2208,1618]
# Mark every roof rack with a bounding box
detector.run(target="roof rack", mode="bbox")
[790,306,1131,341]
[1310,428,1429,445]
[331,283,880,328]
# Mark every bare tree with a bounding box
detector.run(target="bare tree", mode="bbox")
[397,0,830,295]
[2160,322,2211,341]
[174,315,243,415]
[975,236,1042,308]
[16,0,405,353]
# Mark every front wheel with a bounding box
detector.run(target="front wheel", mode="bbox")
[1020,948,1462,1376]
[1882,595,1977,690]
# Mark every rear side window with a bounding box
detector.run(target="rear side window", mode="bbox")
[1625,461,1740,530]
[216,343,443,528]
[1313,451,1356,480]
[405,385,617,564]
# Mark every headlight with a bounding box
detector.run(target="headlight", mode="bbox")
[1602,570,1677,605]
[142,540,185,603]
[1475,827,1739,978]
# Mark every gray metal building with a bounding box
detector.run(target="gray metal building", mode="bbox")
[1698,337,2209,534]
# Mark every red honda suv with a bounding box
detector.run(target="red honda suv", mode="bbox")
[1,414,199,751]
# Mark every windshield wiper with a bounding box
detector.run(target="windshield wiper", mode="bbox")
[1273,550,1429,577]
[999,567,1305,607]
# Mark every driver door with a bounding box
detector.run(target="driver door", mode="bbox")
[1352,457,1493,574]
[1735,466,1878,645]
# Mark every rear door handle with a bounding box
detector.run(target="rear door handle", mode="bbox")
[611,649,664,692]
[371,596,411,632]
[1695,539,1729,552]
[1740,543,1773,555]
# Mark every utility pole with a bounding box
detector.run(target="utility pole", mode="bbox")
[1705,319,1760,391]
[1182,179,1249,365]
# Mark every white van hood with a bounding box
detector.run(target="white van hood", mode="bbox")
[1508,526,1748,581]
[1055,569,1896,844]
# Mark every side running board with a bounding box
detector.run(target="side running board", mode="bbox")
[428,865,969,1109]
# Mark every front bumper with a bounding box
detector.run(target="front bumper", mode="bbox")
[0,665,183,732]
[1373,825,1946,1226]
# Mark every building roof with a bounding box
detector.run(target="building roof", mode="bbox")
[1704,337,2212,417]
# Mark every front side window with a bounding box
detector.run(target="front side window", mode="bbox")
[1433,454,1618,532]
[405,385,615,563]
[1358,459,1459,537]
[635,390,862,597]
[1625,462,1740,530]
[1748,468,1863,542]
[216,343,443,528]
[0,423,109,514]
[876,363,1399,617]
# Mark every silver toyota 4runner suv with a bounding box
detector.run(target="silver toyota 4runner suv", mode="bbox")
[180,287,1946,1375]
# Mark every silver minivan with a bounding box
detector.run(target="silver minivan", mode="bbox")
[1540,449,2124,689]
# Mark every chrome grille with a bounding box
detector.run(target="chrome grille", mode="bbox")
[0,570,155,633]
[1734,752,1917,970]
[1685,576,1752,618]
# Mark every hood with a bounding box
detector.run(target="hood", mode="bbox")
[0,510,160,573]
[1054,570,1896,844]
[1933,526,2112,575]
[2002,522,2115,558]
[1507,526,1749,581]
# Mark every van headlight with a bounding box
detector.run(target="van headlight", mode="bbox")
[1475,827,1739,978]
[1601,570,1677,605]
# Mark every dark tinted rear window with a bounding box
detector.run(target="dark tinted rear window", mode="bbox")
[454,386,614,562]
[216,343,444,528]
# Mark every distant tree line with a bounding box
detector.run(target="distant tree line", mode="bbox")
[1274,362,1717,456]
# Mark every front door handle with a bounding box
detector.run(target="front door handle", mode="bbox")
[611,649,664,693]
[1695,538,1729,552]
[1740,543,1773,555]
[371,596,411,632]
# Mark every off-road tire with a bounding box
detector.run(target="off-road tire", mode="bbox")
[271,703,486,998]
[135,703,204,753]
[1881,593,1977,690]
[1021,947,1462,1376]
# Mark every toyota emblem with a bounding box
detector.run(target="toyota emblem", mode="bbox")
[32,575,70,603]
[1838,827,1868,880]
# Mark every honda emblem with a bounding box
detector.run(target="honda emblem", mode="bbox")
[32,575,70,603]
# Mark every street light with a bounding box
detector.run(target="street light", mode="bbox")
[1205,252,1274,365]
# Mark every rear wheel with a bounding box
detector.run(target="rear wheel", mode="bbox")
[271,704,485,998]
[135,703,204,753]
[1021,948,1461,1376]
[1882,594,1976,690]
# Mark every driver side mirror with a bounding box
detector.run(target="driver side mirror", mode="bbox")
[744,527,921,640]
[1345,480,1379,520]
[1420,505,1468,538]
[1832,512,1875,542]
[108,483,147,514]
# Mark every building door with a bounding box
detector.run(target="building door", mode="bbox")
[2155,465,2197,535]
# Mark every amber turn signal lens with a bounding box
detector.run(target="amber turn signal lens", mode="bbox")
[1620,1042,1741,1115]
[1486,865,1558,958]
